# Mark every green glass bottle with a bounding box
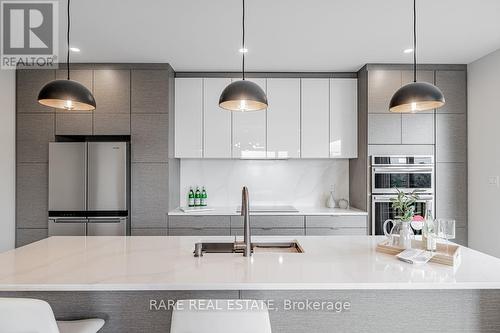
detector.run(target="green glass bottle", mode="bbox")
[201,186,207,207]
[194,186,201,207]
[188,187,195,207]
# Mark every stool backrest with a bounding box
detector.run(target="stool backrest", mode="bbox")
[171,299,272,333]
[0,297,60,333]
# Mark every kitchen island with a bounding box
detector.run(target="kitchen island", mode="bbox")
[1,236,500,332]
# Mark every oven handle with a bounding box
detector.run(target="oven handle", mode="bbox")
[372,167,434,173]
[372,195,434,201]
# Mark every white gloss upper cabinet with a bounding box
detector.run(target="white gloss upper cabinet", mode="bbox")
[301,78,330,158]
[266,78,301,159]
[232,78,267,159]
[175,78,203,158]
[329,78,358,158]
[203,78,232,158]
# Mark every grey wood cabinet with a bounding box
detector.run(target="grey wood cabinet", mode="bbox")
[401,70,434,85]
[305,227,367,236]
[230,216,304,229]
[16,64,174,246]
[131,163,168,228]
[368,70,402,114]
[55,113,93,136]
[16,164,49,228]
[16,229,48,248]
[368,114,401,144]
[93,113,130,135]
[131,228,168,236]
[401,114,435,145]
[131,70,169,114]
[56,69,93,90]
[17,114,54,163]
[168,228,230,236]
[167,215,365,236]
[169,216,230,229]
[435,70,467,114]
[436,113,467,163]
[16,69,55,113]
[436,163,467,228]
[231,228,305,236]
[54,70,94,136]
[305,215,368,236]
[93,70,130,114]
[355,65,467,241]
[131,114,168,163]
[305,215,367,228]
[93,70,131,135]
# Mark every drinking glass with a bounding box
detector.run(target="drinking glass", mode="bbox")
[436,218,456,252]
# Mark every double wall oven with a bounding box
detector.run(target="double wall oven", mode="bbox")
[370,156,434,235]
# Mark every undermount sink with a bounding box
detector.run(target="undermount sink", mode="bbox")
[194,241,304,256]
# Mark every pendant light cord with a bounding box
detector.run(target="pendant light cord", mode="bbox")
[66,0,71,80]
[242,0,245,80]
[413,0,416,82]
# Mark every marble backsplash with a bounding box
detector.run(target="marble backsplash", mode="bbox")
[179,159,349,208]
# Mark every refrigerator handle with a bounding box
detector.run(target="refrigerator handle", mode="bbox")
[84,142,88,212]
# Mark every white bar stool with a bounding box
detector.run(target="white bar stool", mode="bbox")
[171,299,272,333]
[0,297,105,333]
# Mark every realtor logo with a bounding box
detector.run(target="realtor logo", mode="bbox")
[1,1,58,69]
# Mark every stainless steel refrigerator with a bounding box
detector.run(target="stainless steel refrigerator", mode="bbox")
[48,142,129,236]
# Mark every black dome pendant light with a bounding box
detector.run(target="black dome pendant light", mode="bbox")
[38,0,96,111]
[389,0,445,113]
[219,0,268,112]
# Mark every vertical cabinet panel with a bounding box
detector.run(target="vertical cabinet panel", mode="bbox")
[131,114,168,163]
[17,69,55,113]
[17,114,54,163]
[131,163,168,228]
[55,113,93,136]
[131,70,169,114]
[93,70,131,135]
[329,78,357,158]
[367,114,401,144]
[16,229,48,248]
[93,70,130,114]
[436,114,467,163]
[203,78,232,158]
[266,78,300,159]
[435,70,467,114]
[401,114,435,144]
[16,164,49,228]
[56,69,93,90]
[436,163,467,227]
[175,78,203,158]
[368,70,401,113]
[232,78,267,159]
[401,70,434,85]
[301,78,330,158]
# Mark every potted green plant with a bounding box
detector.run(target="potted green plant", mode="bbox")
[383,189,420,249]
[391,189,419,222]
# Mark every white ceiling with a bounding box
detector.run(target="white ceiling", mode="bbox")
[63,0,500,72]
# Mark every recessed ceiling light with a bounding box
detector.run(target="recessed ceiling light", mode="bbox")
[70,47,80,52]
[239,47,248,53]
[403,48,414,54]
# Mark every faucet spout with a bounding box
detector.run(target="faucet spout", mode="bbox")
[241,186,252,257]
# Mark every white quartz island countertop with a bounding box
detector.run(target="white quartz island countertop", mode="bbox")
[1,236,500,291]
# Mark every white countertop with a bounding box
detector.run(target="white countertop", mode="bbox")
[1,236,500,291]
[168,206,368,216]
